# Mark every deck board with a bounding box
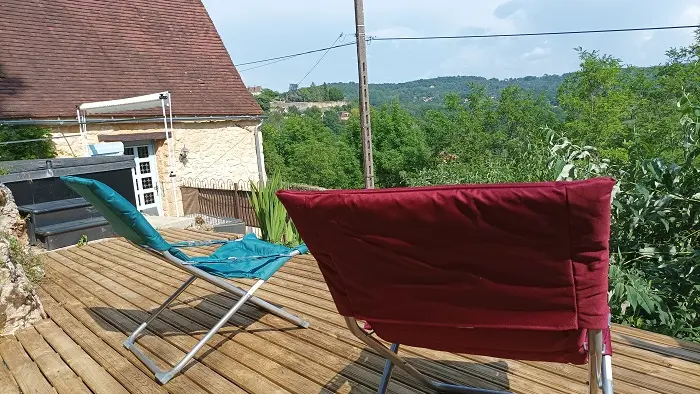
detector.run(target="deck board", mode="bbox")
[14,326,91,394]
[0,336,56,394]
[2,230,697,393]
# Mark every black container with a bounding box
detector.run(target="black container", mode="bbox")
[0,155,135,250]
[0,156,136,206]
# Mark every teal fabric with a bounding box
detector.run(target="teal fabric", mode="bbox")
[60,176,171,251]
[60,176,308,280]
[186,233,308,280]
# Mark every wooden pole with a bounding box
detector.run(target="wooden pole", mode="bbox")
[354,0,375,189]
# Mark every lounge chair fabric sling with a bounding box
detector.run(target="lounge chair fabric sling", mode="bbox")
[277,177,615,394]
[60,175,309,384]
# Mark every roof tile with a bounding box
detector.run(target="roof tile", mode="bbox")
[0,0,262,118]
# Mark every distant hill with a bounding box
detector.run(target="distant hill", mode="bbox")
[328,74,571,108]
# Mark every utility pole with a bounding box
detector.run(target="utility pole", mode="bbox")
[354,0,375,189]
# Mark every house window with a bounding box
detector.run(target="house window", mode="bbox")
[137,146,149,158]
[139,162,151,174]
[144,192,155,204]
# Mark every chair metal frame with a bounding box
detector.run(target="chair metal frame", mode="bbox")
[123,246,309,384]
[344,317,614,394]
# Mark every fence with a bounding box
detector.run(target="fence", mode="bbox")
[180,178,259,228]
[180,178,327,232]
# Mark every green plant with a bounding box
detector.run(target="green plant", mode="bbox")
[249,172,302,247]
[77,234,88,247]
[544,93,700,341]
[0,124,56,161]
[0,232,44,284]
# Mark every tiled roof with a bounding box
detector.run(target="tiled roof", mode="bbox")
[0,0,262,119]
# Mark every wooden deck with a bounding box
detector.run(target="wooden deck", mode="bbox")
[1,228,699,394]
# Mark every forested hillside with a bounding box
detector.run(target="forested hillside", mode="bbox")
[328,73,568,107]
[262,32,700,343]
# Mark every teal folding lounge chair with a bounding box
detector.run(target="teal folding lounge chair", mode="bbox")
[60,176,310,384]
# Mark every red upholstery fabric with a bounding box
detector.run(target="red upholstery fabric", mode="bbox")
[277,177,614,363]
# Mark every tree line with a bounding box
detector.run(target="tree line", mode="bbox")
[263,31,700,342]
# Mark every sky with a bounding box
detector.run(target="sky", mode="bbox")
[202,0,700,92]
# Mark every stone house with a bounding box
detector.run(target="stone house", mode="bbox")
[0,0,264,216]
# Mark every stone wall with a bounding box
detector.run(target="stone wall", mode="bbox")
[51,119,262,216]
[0,184,45,335]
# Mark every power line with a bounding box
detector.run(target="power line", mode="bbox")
[234,24,699,72]
[372,24,700,42]
[238,56,296,72]
[235,42,356,67]
[296,33,344,86]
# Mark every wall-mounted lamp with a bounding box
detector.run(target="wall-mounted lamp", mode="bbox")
[179,145,189,164]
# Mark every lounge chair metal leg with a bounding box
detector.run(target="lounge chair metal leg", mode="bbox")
[601,355,613,394]
[126,278,265,384]
[344,317,511,394]
[588,329,609,394]
[124,275,197,348]
[162,250,310,328]
[377,343,399,394]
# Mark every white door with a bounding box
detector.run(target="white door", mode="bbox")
[124,143,163,216]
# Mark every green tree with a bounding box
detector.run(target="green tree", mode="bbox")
[557,48,633,161]
[254,89,280,111]
[262,112,361,189]
[0,125,56,161]
[344,101,430,187]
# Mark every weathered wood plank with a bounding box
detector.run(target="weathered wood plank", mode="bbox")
[44,253,283,394]
[36,283,208,394]
[0,349,20,394]
[75,242,421,394]
[32,232,700,394]
[58,246,341,394]
[14,326,91,394]
[86,240,584,393]
[0,336,56,394]
[33,320,130,394]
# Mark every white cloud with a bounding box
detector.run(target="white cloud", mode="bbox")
[523,46,552,60]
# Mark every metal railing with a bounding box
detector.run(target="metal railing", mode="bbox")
[180,178,259,227]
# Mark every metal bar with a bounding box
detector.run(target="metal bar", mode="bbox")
[588,330,602,394]
[123,276,197,380]
[123,276,196,346]
[0,134,83,146]
[154,279,266,383]
[601,355,613,394]
[233,183,241,219]
[0,115,266,126]
[378,343,399,394]
[161,250,309,328]
[344,317,510,394]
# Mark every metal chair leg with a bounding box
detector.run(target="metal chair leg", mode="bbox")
[588,329,602,394]
[344,317,511,394]
[601,354,613,394]
[378,343,399,394]
[588,329,614,394]
[125,279,265,384]
[161,250,310,328]
[124,275,196,349]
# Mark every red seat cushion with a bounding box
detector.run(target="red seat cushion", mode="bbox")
[368,322,589,364]
[277,177,614,363]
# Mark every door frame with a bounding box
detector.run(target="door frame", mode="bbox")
[123,140,163,216]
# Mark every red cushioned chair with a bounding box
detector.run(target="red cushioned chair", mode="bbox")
[278,177,615,394]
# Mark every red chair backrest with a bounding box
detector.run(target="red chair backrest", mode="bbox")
[277,178,614,333]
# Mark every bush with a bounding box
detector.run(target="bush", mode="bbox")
[548,93,700,341]
[0,125,56,161]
